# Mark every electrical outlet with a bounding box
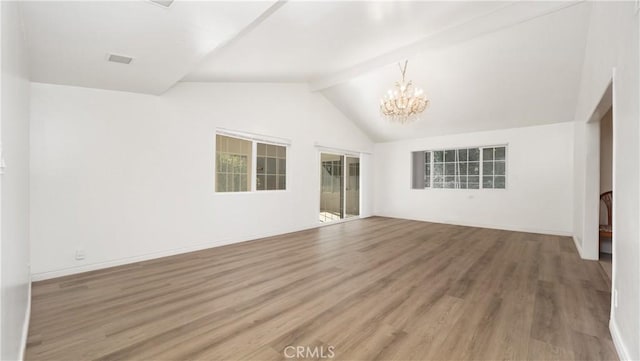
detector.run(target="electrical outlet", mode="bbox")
[75,249,85,261]
[0,146,6,175]
[614,289,618,308]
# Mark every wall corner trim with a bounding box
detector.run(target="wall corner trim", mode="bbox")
[610,319,632,361]
[18,280,32,361]
[572,235,585,258]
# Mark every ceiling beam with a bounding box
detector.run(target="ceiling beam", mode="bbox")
[164,0,288,92]
[308,1,585,92]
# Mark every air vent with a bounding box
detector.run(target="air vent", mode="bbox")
[107,54,133,65]
[148,0,174,8]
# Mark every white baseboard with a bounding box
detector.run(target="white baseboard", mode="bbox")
[31,217,372,281]
[572,235,585,258]
[18,279,32,361]
[375,213,573,237]
[31,240,245,281]
[30,215,567,282]
[32,226,310,281]
[610,319,631,361]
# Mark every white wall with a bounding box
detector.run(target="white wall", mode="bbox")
[374,122,574,235]
[599,108,613,254]
[571,2,640,360]
[29,82,373,279]
[1,1,31,360]
[572,118,586,249]
[600,108,613,195]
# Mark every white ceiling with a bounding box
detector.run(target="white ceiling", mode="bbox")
[21,0,278,94]
[183,1,508,82]
[321,2,592,141]
[20,1,592,141]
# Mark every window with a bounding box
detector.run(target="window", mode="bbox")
[482,146,506,189]
[424,151,431,188]
[215,133,287,192]
[411,145,506,190]
[256,143,286,191]
[216,135,251,192]
[431,147,480,189]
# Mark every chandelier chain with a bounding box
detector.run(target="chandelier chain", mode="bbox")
[398,60,408,83]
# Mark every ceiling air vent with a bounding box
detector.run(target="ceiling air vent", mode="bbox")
[148,0,174,8]
[107,54,133,65]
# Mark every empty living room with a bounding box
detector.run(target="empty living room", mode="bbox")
[1,1,639,360]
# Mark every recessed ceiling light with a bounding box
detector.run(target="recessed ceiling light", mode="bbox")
[148,0,174,8]
[107,54,133,65]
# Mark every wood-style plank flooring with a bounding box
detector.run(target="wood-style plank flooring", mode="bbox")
[26,217,617,360]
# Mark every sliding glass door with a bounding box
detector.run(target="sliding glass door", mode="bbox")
[319,153,359,223]
[345,157,360,218]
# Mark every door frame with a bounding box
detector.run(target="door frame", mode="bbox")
[318,150,362,224]
[582,78,614,261]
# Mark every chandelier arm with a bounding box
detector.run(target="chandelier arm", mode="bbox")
[380,60,428,123]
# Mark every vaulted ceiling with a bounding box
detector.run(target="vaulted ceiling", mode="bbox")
[320,2,591,141]
[21,1,591,141]
[183,1,509,82]
[21,0,279,94]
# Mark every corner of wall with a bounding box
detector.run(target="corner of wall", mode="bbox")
[572,235,584,259]
[610,318,632,361]
[18,279,31,361]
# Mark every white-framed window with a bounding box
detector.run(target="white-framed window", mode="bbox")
[424,151,431,188]
[411,145,506,190]
[216,135,252,192]
[215,133,288,193]
[481,146,506,189]
[256,143,286,191]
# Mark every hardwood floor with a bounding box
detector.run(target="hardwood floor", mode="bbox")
[26,217,617,361]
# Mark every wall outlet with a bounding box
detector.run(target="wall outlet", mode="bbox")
[0,146,6,175]
[613,288,618,308]
[75,249,85,261]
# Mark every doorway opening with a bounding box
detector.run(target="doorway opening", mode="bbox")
[319,153,360,223]
[598,106,613,278]
[582,80,613,262]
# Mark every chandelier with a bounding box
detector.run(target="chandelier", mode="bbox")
[380,60,429,124]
